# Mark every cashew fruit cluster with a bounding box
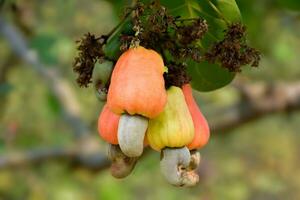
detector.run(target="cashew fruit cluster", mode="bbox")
[96,46,210,187]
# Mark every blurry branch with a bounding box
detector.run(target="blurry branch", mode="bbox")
[0,16,90,138]
[210,81,300,132]
[0,15,109,171]
[0,145,153,171]
[0,147,110,171]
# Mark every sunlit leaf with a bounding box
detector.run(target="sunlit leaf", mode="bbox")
[212,0,241,22]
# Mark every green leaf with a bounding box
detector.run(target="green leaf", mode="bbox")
[160,0,203,18]
[103,17,134,61]
[211,0,241,22]
[187,60,235,91]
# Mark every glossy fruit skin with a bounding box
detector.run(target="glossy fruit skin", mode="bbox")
[98,104,119,145]
[147,86,194,151]
[107,46,167,119]
[182,84,210,150]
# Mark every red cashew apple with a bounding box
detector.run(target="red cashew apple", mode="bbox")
[182,84,210,150]
[98,104,149,146]
[98,104,119,145]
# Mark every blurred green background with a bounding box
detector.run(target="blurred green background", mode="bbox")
[0,0,300,199]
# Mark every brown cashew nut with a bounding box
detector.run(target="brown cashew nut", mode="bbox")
[160,147,199,187]
[188,150,201,170]
[118,114,148,157]
[107,144,139,178]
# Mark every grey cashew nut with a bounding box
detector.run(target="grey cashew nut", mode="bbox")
[118,114,148,157]
[160,147,199,187]
[107,144,139,179]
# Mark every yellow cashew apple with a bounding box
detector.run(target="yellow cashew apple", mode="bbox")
[147,86,194,151]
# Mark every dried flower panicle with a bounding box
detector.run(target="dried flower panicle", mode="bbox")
[164,63,191,88]
[73,33,106,87]
[177,18,208,45]
[205,23,261,72]
[73,2,260,88]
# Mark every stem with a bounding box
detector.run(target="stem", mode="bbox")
[175,18,200,22]
[99,0,142,44]
[100,11,132,43]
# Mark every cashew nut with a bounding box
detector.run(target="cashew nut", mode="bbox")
[107,144,138,178]
[188,150,201,170]
[118,114,148,157]
[160,147,199,187]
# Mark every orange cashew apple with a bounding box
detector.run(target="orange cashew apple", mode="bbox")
[107,46,167,118]
[107,46,167,157]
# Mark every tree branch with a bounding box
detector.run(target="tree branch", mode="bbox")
[0,146,110,171]
[0,16,90,138]
[210,81,300,132]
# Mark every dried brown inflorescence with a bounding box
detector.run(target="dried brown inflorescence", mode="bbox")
[73,2,260,88]
[164,63,191,88]
[205,23,261,72]
[73,33,106,87]
[121,2,208,63]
